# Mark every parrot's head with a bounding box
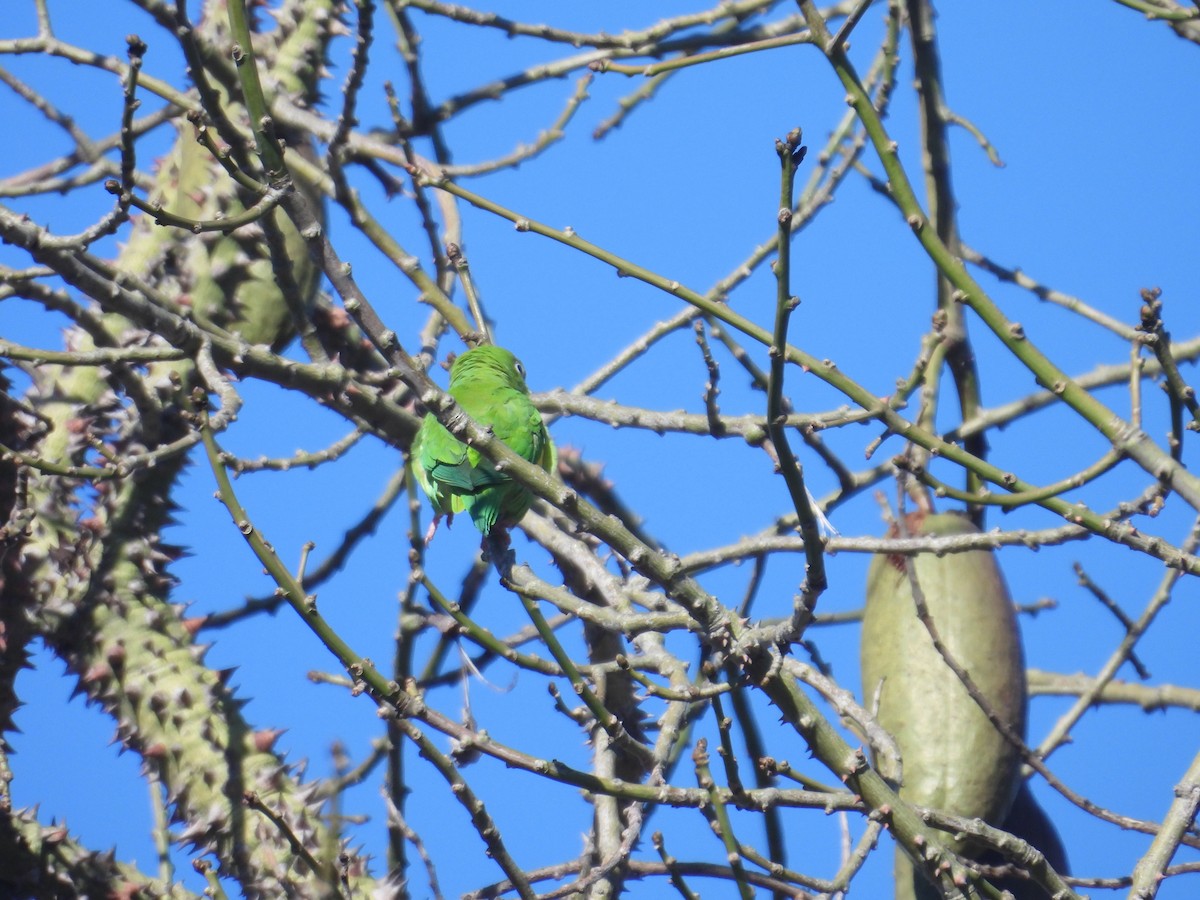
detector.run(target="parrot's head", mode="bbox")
[449,345,530,393]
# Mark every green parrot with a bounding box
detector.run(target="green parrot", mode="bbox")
[412,345,555,536]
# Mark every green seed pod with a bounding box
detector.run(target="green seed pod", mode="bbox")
[862,511,1026,898]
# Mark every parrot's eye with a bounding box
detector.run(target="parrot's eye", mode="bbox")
[515,361,526,379]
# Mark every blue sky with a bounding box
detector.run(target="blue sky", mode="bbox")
[3,2,1200,897]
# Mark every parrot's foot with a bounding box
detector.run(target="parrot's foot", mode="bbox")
[423,513,452,546]
[423,520,438,546]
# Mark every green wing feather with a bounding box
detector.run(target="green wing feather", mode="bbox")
[412,346,554,534]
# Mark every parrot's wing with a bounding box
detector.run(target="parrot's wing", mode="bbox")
[538,428,557,473]
[413,416,473,503]
[458,391,552,533]
[485,392,549,464]
[414,412,509,500]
